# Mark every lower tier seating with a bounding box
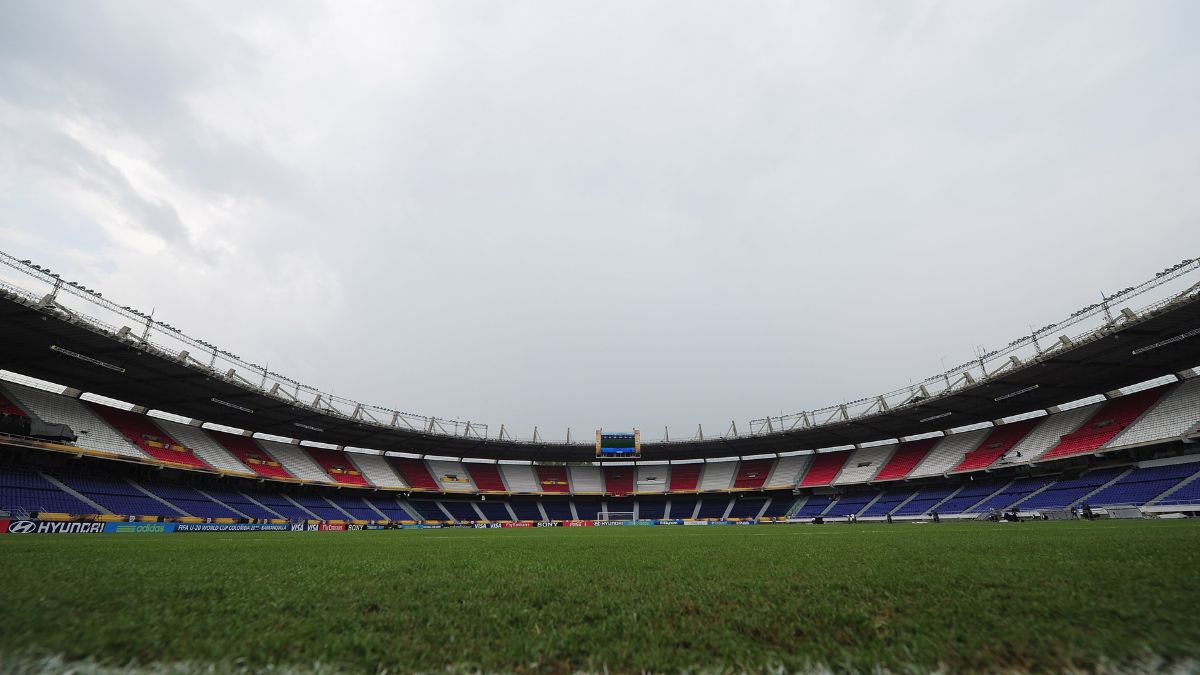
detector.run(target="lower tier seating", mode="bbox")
[1087,461,1200,506]
[860,489,917,517]
[0,466,93,515]
[892,487,956,516]
[968,478,1052,513]
[1017,468,1126,510]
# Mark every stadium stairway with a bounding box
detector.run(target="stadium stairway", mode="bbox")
[149,418,249,475]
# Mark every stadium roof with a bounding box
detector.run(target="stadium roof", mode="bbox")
[1,252,1199,461]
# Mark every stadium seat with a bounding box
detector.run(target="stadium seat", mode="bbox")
[667,464,702,491]
[364,494,418,521]
[408,500,450,521]
[138,482,243,519]
[695,496,730,519]
[499,464,540,493]
[535,466,570,493]
[1017,468,1127,510]
[892,487,956,516]
[951,418,1040,473]
[572,498,601,520]
[542,500,573,520]
[1008,403,1103,464]
[968,478,1053,513]
[203,489,279,520]
[727,497,767,519]
[464,462,508,492]
[698,461,737,491]
[388,458,440,490]
[4,383,146,460]
[832,445,895,485]
[794,495,832,518]
[0,466,94,516]
[637,497,668,519]
[347,453,405,488]
[52,469,183,518]
[603,466,636,495]
[87,403,212,470]
[731,458,775,490]
[1106,378,1200,449]
[1087,461,1200,506]
[508,497,544,520]
[799,451,851,487]
[765,454,811,489]
[634,465,669,493]
[825,493,877,517]
[257,440,333,483]
[936,482,1006,514]
[569,465,603,493]
[860,489,917,517]
[667,496,698,519]
[1040,386,1170,461]
[207,431,295,479]
[759,496,795,518]
[477,501,514,521]
[304,447,371,487]
[427,460,477,492]
[150,419,250,474]
[872,439,938,481]
[909,430,990,478]
[441,500,482,522]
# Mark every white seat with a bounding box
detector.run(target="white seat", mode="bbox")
[832,444,896,484]
[569,465,603,493]
[6,383,144,459]
[349,453,406,488]
[1013,403,1103,463]
[698,460,737,491]
[150,418,248,474]
[500,464,539,493]
[256,440,333,483]
[634,465,669,493]
[1107,379,1200,449]
[766,455,812,489]
[427,459,476,492]
[910,430,990,478]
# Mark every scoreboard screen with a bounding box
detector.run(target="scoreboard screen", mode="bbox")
[596,430,641,458]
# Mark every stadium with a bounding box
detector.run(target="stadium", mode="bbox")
[5,3,1200,674]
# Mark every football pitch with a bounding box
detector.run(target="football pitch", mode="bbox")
[2,521,1199,674]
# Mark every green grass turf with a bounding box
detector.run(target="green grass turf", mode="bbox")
[2,520,1199,673]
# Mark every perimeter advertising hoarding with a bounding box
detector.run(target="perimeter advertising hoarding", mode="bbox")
[3,519,105,535]
[175,523,290,532]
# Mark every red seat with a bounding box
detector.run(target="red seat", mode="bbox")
[305,447,370,487]
[388,458,440,490]
[603,466,635,495]
[668,464,702,491]
[951,418,1040,472]
[732,459,775,490]
[535,466,570,493]
[873,439,938,481]
[0,393,28,418]
[465,463,507,492]
[1041,386,1170,461]
[88,404,211,470]
[208,431,294,479]
[798,450,851,487]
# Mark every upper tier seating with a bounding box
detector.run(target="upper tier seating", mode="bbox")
[872,439,938,481]
[1008,403,1102,464]
[1040,386,1169,461]
[0,391,28,418]
[499,464,539,493]
[87,404,211,470]
[139,483,242,519]
[477,501,514,521]
[326,494,382,520]
[0,466,93,515]
[952,418,1040,473]
[568,465,603,493]
[667,464,702,491]
[1017,468,1126,510]
[7,383,144,459]
[727,498,766,519]
[832,445,894,485]
[427,460,476,492]
[1107,378,1200,448]
[348,453,405,488]
[795,495,832,518]
[696,496,731,518]
[860,489,917,517]
[893,487,956,516]
[465,463,508,492]
[936,482,1006,514]
[305,448,370,487]
[732,459,775,490]
[1087,461,1200,506]
[364,494,418,521]
[634,465,669,492]
[389,458,440,490]
[207,431,294,479]
[969,478,1052,513]
[799,451,851,487]
[910,430,990,478]
[150,419,249,474]
[603,466,636,495]
[535,466,570,494]
[53,470,180,517]
[202,490,278,519]
[256,440,331,483]
[698,461,737,491]
[826,493,878,517]
[667,497,698,519]
[441,501,482,522]
[766,455,811,489]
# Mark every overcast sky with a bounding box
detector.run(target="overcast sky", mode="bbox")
[1,1,1198,442]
